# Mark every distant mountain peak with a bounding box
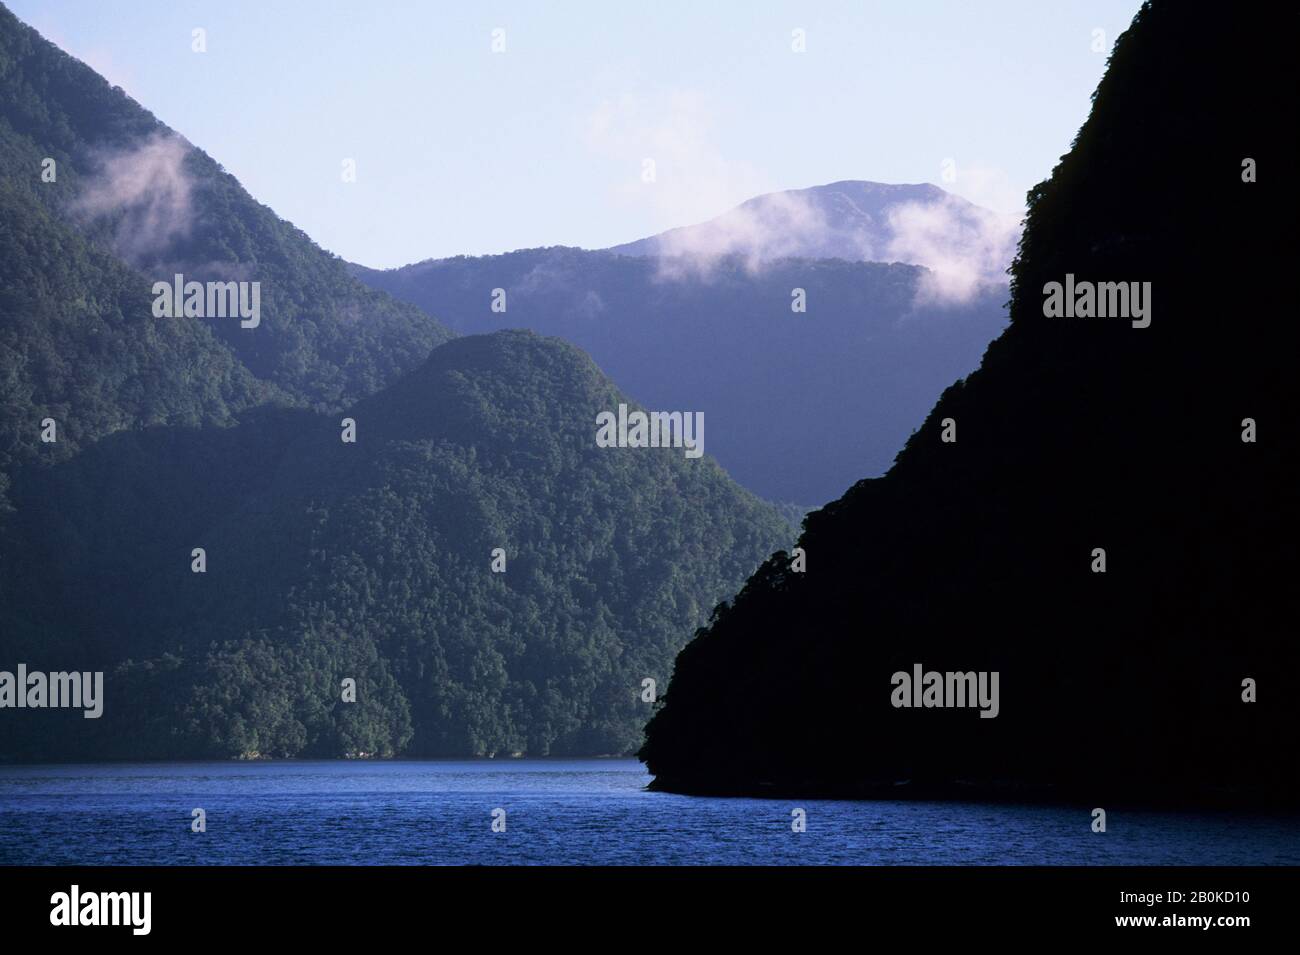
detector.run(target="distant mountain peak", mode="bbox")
[606,180,1021,303]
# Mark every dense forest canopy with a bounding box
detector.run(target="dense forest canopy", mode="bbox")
[0,5,791,760]
[354,247,1008,506]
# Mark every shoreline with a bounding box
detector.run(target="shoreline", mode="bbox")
[645,775,1300,812]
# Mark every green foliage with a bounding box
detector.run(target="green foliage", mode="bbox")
[2,331,790,760]
[0,1,452,454]
[0,7,790,761]
[0,180,277,496]
[355,248,1008,506]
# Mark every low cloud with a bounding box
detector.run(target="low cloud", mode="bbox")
[637,186,1021,300]
[886,195,1021,305]
[71,132,196,265]
[585,90,775,254]
[651,191,831,280]
[583,89,1020,298]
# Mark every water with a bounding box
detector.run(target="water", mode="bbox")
[0,760,1295,865]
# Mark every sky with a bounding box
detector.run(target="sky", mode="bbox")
[11,0,1146,269]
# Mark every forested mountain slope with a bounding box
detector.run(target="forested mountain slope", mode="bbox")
[354,249,1009,505]
[0,5,790,760]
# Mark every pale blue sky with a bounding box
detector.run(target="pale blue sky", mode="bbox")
[11,0,1145,268]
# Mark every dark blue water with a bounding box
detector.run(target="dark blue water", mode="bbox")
[0,760,1295,865]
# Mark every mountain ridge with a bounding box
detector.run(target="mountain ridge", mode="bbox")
[352,244,1010,505]
[637,0,1299,804]
[0,1,454,420]
[604,179,1020,297]
[0,4,792,760]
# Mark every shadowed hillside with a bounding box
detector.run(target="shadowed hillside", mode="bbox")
[0,0,453,451]
[354,249,1009,505]
[2,331,792,760]
[0,5,791,760]
[639,0,1299,805]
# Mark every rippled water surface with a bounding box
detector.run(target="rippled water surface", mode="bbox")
[1,760,1296,865]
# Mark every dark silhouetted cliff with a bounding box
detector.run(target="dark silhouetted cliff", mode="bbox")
[640,0,1299,805]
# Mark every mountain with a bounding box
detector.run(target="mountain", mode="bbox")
[0,158,275,511]
[638,0,1299,805]
[3,330,790,760]
[0,0,453,446]
[353,248,1009,506]
[607,180,1020,293]
[0,5,791,760]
